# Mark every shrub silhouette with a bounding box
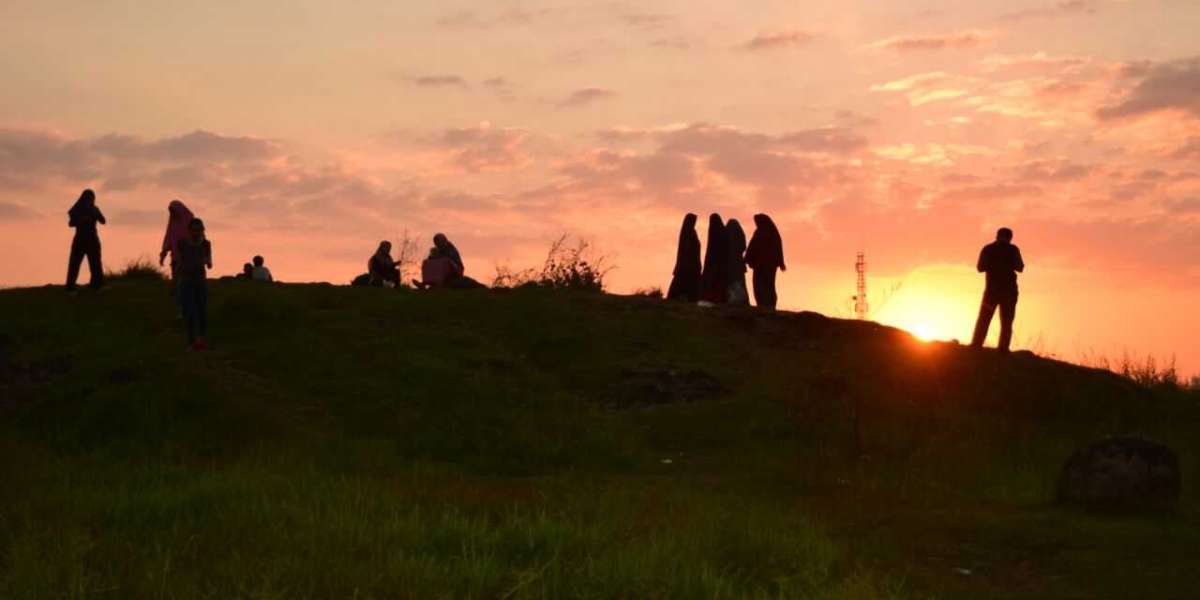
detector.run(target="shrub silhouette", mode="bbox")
[493,235,612,292]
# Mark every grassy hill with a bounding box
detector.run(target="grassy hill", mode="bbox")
[1,279,1197,599]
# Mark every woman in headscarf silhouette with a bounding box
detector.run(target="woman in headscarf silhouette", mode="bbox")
[159,200,195,308]
[666,213,701,302]
[725,219,749,305]
[699,213,729,304]
[66,189,106,292]
[744,213,785,310]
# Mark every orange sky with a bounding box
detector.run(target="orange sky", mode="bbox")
[1,1,1198,376]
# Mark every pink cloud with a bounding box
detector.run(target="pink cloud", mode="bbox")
[1097,57,1200,121]
[871,30,992,52]
[739,30,816,51]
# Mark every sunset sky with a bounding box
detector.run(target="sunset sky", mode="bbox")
[1,1,1197,374]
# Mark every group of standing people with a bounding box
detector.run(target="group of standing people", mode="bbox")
[667,213,786,310]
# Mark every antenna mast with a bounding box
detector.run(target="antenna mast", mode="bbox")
[853,252,869,320]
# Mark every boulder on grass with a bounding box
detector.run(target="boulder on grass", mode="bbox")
[1057,436,1181,511]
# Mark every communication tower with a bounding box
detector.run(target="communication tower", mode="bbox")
[853,252,868,320]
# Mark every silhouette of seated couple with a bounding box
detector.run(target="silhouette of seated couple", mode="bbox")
[235,256,273,282]
[667,213,786,310]
[363,233,483,290]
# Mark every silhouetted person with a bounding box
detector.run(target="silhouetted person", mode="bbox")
[666,213,702,302]
[433,233,464,272]
[238,263,254,279]
[970,227,1024,353]
[726,218,749,305]
[744,214,786,310]
[368,241,401,288]
[700,214,729,304]
[251,255,273,282]
[419,244,463,288]
[66,189,106,292]
[159,200,194,311]
[176,218,212,350]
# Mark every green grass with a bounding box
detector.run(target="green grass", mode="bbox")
[1,280,1197,598]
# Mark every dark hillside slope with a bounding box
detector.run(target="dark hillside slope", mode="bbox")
[1,280,1197,598]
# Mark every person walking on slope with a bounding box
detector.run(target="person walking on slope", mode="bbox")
[176,218,213,350]
[699,213,729,304]
[970,227,1024,353]
[159,199,195,310]
[744,214,785,310]
[666,213,702,302]
[725,218,749,305]
[66,189,107,293]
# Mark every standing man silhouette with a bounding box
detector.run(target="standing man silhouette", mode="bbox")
[970,227,1024,353]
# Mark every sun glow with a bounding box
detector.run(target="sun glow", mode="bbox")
[871,265,982,344]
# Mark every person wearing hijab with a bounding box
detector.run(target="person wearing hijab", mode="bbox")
[725,219,749,305]
[66,189,107,292]
[699,213,729,304]
[368,241,402,288]
[158,200,194,270]
[744,213,786,310]
[158,200,195,309]
[666,213,702,302]
[432,233,464,272]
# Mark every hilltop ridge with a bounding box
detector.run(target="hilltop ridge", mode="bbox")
[1,279,1197,598]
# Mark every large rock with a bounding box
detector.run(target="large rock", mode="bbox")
[1057,436,1181,511]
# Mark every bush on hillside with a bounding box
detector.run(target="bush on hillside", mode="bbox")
[492,235,613,292]
[107,257,167,281]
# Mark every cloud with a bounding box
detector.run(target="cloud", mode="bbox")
[739,30,816,51]
[434,123,529,172]
[559,88,616,108]
[408,75,469,88]
[871,30,992,52]
[1096,57,1200,120]
[436,8,556,29]
[999,0,1098,22]
[0,202,40,221]
[1015,159,1093,182]
[621,12,673,30]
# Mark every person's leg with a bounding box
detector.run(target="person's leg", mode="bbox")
[195,284,208,343]
[180,281,197,345]
[970,296,997,348]
[764,268,778,309]
[751,269,764,308]
[66,237,85,290]
[997,296,1017,352]
[86,238,103,289]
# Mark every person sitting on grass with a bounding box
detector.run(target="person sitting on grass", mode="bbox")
[368,241,401,288]
[176,218,212,351]
[416,245,465,289]
[251,255,274,282]
[237,263,254,279]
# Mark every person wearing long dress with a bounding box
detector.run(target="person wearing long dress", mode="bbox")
[159,199,195,310]
[744,213,786,310]
[699,213,729,304]
[725,219,749,305]
[666,213,701,302]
